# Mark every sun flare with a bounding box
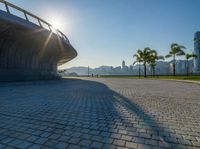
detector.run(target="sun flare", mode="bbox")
[50,18,63,30]
[48,14,67,32]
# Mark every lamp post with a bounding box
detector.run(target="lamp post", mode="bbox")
[88,66,89,77]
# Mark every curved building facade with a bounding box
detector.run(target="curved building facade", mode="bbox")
[194,32,200,73]
[0,1,77,81]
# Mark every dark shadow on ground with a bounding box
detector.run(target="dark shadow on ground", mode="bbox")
[0,78,187,148]
[59,78,185,148]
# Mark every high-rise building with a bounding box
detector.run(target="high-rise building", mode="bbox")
[194,31,200,73]
[156,61,170,75]
[122,60,125,69]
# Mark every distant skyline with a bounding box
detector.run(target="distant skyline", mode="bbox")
[7,0,200,69]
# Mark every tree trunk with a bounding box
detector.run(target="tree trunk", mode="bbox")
[144,63,146,77]
[173,55,176,76]
[187,60,189,76]
[153,67,155,77]
[150,66,152,77]
[185,60,187,76]
[139,63,141,78]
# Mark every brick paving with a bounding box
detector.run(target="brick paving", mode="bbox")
[0,78,200,149]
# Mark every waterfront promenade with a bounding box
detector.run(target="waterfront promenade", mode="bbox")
[0,78,200,149]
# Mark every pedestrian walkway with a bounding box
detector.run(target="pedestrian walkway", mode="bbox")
[0,78,199,149]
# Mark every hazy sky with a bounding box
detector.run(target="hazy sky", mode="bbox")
[6,0,200,68]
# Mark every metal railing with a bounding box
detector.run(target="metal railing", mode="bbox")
[0,0,69,43]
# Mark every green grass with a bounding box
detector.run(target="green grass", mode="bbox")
[100,75,200,82]
[155,76,200,81]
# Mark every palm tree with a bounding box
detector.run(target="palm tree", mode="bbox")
[134,47,155,77]
[148,50,164,77]
[185,53,197,76]
[134,47,152,77]
[133,50,143,78]
[165,43,186,76]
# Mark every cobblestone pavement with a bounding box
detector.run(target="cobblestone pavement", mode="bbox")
[0,78,200,149]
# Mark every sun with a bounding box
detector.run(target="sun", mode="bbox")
[50,17,63,31]
[48,14,67,32]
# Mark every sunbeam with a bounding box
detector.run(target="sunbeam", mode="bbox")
[39,32,53,58]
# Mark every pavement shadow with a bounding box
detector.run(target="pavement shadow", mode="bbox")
[59,78,185,149]
[0,78,186,148]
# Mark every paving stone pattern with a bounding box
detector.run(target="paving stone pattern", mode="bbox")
[0,78,200,149]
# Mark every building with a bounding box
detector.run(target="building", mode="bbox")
[121,60,129,74]
[0,1,77,81]
[194,31,200,73]
[122,60,125,69]
[156,61,170,75]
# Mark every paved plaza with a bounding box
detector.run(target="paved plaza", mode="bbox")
[0,78,200,149]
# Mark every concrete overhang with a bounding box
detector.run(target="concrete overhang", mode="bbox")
[0,9,77,66]
[0,1,77,81]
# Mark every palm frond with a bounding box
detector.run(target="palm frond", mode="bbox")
[165,54,172,58]
[133,61,137,65]
[186,53,197,59]
[137,49,143,54]
[144,47,151,51]
[176,50,185,56]
[169,43,186,56]
[150,50,157,56]
[170,43,178,49]
[190,54,197,58]
[185,54,190,60]
[133,54,139,58]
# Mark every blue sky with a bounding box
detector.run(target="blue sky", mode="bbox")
[7,0,200,68]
